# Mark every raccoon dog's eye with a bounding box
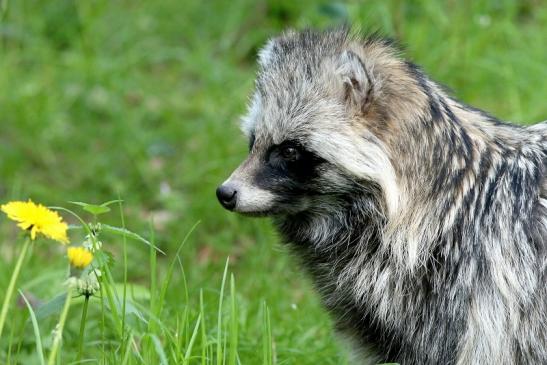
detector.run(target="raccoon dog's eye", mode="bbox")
[249,133,256,152]
[280,145,299,161]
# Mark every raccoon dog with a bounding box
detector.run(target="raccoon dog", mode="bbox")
[216,29,546,364]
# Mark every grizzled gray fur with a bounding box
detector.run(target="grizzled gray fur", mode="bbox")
[216,29,546,364]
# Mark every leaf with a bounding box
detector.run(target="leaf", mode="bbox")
[101,224,165,255]
[68,200,123,216]
[100,199,124,207]
[106,293,147,325]
[94,249,115,267]
[114,283,150,302]
[34,293,67,320]
[69,201,110,215]
[123,300,147,324]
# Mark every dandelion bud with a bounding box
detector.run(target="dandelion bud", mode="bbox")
[89,222,102,236]
[67,247,94,269]
[83,234,102,252]
[93,240,103,252]
[76,270,101,297]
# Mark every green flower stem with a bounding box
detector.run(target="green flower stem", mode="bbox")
[0,237,32,339]
[48,288,73,365]
[77,295,90,362]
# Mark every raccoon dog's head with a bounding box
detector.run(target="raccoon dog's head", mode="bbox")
[217,29,405,217]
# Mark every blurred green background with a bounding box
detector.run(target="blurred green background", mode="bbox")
[0,0,546,363]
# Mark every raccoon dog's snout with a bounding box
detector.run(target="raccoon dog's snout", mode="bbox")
[216,156,278,216]
[216,183,237,210]
[215,175,276,215]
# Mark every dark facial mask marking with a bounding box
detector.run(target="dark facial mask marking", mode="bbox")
[251,140,326,198]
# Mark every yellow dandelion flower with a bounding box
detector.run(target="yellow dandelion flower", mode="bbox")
[67,247,94,269]
[1,200,69,243]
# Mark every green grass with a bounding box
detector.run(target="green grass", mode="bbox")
[0,0,546,364]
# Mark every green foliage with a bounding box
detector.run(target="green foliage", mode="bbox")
[69,200,122,216]
[0,0,545,364]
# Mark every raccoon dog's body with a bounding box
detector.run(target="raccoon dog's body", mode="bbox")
[216,29,546,364]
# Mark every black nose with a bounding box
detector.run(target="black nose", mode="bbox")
[216,184,237,210]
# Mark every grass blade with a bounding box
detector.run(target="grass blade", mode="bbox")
[149,334,168,365]
[262,301,273,365]
[200,289,208,365]
[19,290,45,365]
[117,197,128,351]
[216,258,229,365]
[183,314,202,364]
[228,274,238,365]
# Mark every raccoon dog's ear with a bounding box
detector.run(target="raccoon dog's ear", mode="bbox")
[336,50,373,114]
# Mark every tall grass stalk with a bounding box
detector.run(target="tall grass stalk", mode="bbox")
[0,237,31,339]
[48,289,73,365]
[146,223,158,363]
[216,258,230,365]
[0,0,8,20]
[262,301,273,365]
[228,274,238,365]
[118,199,128,350]
[77,295,90,362]
[99,278,106,363]
[200,289,208,365]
